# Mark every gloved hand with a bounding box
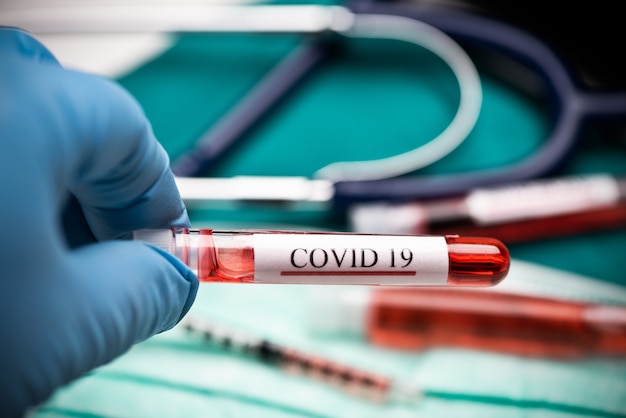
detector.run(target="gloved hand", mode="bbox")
[0,28,198,416]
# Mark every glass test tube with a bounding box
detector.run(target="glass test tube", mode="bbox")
[309,287,626,358]
[132,229,510,286]
[349,174,626,243]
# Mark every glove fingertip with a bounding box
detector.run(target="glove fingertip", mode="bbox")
[147,244,199,325]
[0,27,59,65]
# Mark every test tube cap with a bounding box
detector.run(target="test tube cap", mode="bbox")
[132,229,176,254]
[306,287,371,337]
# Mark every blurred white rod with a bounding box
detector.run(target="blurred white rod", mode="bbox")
[174,176,334,208]
[0,5,355,34]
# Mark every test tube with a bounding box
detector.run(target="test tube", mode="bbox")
[180,316,422,404]
[349,174,626,243]
[308,287,626,358]
[132,229,510,286]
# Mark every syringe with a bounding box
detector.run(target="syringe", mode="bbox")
[180,316,422,405]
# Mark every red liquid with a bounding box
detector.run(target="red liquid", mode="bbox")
[445,236,509,286]
[366,288,626,358]
[197,229,255,283]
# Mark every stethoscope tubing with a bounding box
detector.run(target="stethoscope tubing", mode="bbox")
[330,5,626,209]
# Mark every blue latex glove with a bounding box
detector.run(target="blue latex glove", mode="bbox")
[0,28,198,416]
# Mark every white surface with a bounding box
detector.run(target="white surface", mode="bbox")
[31,33,174,78]
[306,286,371,336]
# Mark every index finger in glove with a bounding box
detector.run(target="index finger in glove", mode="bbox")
[2,29,189,241]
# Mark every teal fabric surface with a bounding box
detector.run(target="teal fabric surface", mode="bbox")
[35,273,626,418]
[34,27,626,417]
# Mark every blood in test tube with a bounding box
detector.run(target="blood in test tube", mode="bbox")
[312,287,626,358]
[133,228,509,286]
[444,236,509,286]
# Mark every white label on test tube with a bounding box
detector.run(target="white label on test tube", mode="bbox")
[253,234,448,285]
[466,174,621,225]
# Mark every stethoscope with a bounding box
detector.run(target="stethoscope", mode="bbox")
[4,3,626,215]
